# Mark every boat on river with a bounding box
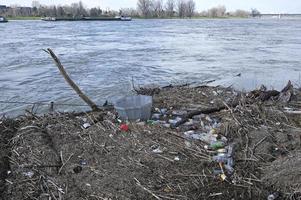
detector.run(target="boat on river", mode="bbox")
[0,16,8,23]
[41,16,132,22]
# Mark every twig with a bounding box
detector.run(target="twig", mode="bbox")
[58,153,74,174]
[134,178,161,200]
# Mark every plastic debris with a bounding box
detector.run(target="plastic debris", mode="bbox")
[172,110,187,116]
[168,117,182,126]
[82,123,91,129]
[185,141,192,148]
[205,116,213,122]
[136,121,146,126]
[212,155,228,163]
[162,123,171,128]
[147,120,160,125]
[152,147,163,154]
[217,148,227,153]
[120,124,129,132]
[160,108,168,114]
[220,173,227,181]
[23,171,34,178]
[213,169,223,175]
[183,119,194,126]
[152,113,161,119]
[174,156,180,161]
[210,141,225,150]
[267,192,279,200]
[80,160,88,166]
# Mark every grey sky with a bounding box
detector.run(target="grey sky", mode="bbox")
[1,0,301,13]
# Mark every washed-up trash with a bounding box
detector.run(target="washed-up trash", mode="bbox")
[192,114,205,120]
[267,192,280,200]
[152,113,161,119]
[172,110,187,116]
[227,144,234,157]
[115,95,152,121]
[80,160,88,166]
[162,123,171,128]
[160,108,168,114]
[82,123,91,129]
[217,148,227,153]
[23,171,34,178]
[183,131,200,140]
[209,128,217,135]
[225,158,234,173]
[169,117,182,126]
[199,133,217,144]
[183,119,194,126]
[136,121,146,126]
[152,147,163,154]
[210,141,225,150]
[213,169,223,175]
[212,154,228,163]
[220,173,227,181]
[120,124,129,132]
[205,116,213,122]
[147,120,160,125]
[185,141,192,148]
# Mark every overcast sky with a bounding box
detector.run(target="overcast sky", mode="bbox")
[1,0,301,13]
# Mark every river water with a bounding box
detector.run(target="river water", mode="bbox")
[1,19,301,115]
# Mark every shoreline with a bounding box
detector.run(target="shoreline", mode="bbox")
[1,83,301,199]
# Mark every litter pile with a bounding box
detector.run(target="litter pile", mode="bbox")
[1,83,301,200]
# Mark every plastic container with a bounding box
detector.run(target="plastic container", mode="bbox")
[114,95,152,121]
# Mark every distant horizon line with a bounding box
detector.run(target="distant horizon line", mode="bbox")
[1,4,301,15]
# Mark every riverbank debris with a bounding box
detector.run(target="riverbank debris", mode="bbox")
[1,82,301,199]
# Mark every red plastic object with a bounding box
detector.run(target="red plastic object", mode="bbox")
[120,124,129,132]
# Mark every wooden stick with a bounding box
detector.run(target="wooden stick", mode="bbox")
[134,178,161,200]
[45,48,99,111]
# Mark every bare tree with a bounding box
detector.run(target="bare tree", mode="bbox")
[31,1,40,8]
[78,1,87,16]
[165,0,175,17]
[137,0,152,18]
[186,0,195,18]
[120,8,139,17]
[152,0,163,17]
[177,0,186,18]
[57,6,65,17]
[216,5,226,17]
[208,5,226,18]
[251,8,261,17]
[232,9,250,18]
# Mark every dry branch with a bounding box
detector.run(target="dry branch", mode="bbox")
[45,48,99,111]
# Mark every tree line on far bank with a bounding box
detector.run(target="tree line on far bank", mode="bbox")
[0,0,260,18]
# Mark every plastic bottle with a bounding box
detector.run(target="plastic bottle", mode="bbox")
[210,141,225,150]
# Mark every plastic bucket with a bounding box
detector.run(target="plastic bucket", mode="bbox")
[114,95,153,121]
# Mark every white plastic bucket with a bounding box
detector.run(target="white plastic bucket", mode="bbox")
[114,95,153,121]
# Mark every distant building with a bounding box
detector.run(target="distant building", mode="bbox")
[0,5,8,15]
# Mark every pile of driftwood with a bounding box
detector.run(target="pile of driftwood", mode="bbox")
[1,82,301,199]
